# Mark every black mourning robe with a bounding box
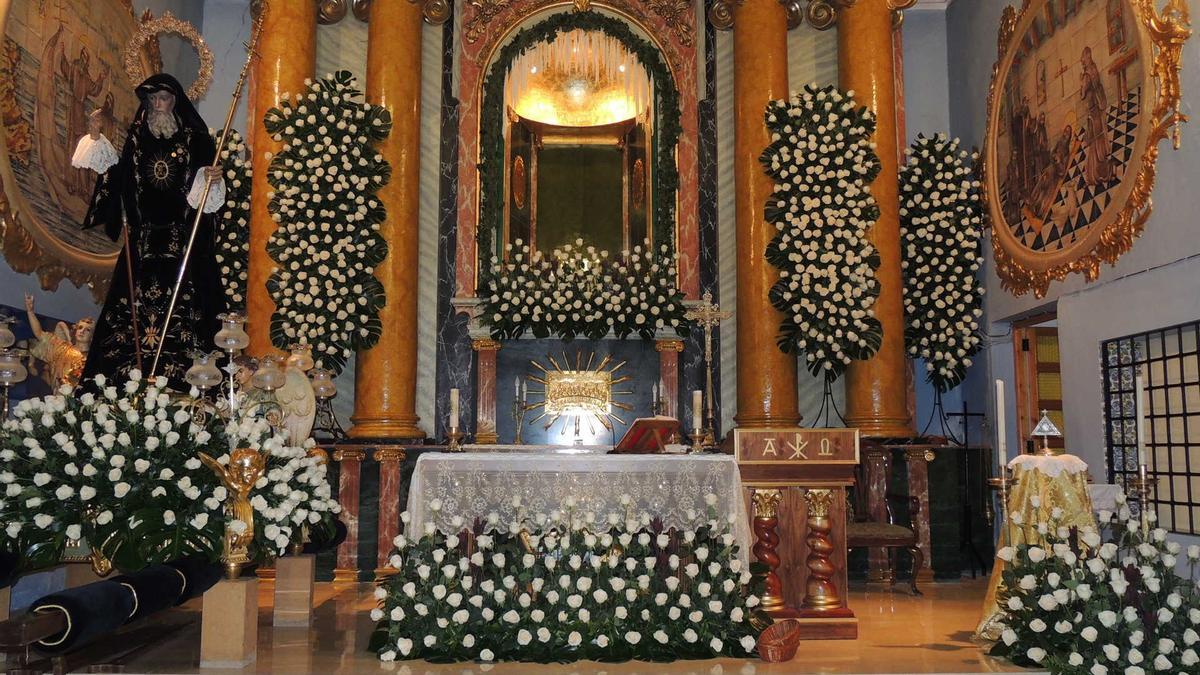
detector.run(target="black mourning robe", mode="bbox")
[81,74,226,390]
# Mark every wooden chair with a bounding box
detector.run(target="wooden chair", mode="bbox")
[847,460,924,595]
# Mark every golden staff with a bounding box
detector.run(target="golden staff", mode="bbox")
[150,5,269,380]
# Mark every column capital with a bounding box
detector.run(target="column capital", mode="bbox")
[654,339,684,353]
[372,446,408,463]
[472,338,502,352]
[751,488,784,519]
[332,448,366,462]
[710,0,852,31]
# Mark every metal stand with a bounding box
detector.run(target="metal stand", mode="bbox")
[810,378,846,428]
[920,389,961,445]
[311,397,345,441]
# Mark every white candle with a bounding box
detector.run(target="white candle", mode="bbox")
[449,388,460,433]
[995,379,1007,466]
[520,381,527,403]
[652,383,659,408]
[515,376,520,398]
[692,390,703,432]
[1135,372,1146,458]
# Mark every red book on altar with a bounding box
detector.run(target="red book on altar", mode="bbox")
[612,416,682,454]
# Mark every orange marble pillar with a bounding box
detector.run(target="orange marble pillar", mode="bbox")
[732,0,799,428]
[247,1,316,355]
[839,0,913,438]
[350,0,425,440]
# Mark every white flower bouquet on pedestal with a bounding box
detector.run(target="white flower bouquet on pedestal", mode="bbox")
[760,84,883,381]
[899,134,985,393]
[263,70,391,375]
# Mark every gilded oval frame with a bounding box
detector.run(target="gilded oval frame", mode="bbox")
[984,0,1191,298]
[0,0,158,299]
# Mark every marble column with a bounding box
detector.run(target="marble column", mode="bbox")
[350,0,425,440]
[247,1,316,355]
[863,444,893,583]
[732,0,799,428]
[838,0,914,438]
[655,339,683,419]
[374,447,406,578]
[905,446,934,582]
[473,339,500,444]
[332,448,364,582]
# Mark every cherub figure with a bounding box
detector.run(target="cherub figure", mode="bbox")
[24,293,93,387]
[198,447,266,578]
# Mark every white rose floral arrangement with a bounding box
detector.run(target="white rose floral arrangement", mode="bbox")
[212,128,252,309]
[480,239,688,341]
[992,492,1200,673]
[263,70,391,375]
[0,371,340,573]
[369,495,766,663]
[899,134,985,393]
[761,84,883,380]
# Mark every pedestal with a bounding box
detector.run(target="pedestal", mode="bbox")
[904,446,935,583]
[273,555,315,627]
[200,578,259,668]
[333,447,364,582]
[374,447,406,578]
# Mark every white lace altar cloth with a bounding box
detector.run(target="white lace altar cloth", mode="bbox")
[406,452,752,565]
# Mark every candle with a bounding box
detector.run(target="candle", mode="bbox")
[1140,462,1148,483]
[652,383,659,409]
[995,379,1007,466]
[449,388,460,433]
[515,376,520,398]
[1135,372,1146,459]
[692,390,703,432]
[520,381,527,403]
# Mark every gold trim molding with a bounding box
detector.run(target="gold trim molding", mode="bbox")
[984,0,1191,298]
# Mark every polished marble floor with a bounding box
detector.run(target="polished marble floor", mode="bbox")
[122,578,1036,674]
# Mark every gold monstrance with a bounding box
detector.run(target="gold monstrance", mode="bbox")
[525,351,632,444]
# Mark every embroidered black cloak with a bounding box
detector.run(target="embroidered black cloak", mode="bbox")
[81,74,227,389]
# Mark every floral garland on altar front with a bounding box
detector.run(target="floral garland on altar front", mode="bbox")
[369,496,766,663]
[213,129,251,309]
[478,11,682,263]
[480,240,688,341]
[900,134,985,393]
[761,84,883,381]
[263,70,391,375]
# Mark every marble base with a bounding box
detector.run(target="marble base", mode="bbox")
[273,555,316,627]
[200,578,259,668]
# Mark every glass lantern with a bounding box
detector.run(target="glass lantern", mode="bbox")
[287,344,314,373]
[214,312,250,353]
[309,367,337,399]
[185,351,224,391]
[0,349,27,386]
[251,354,286,392]
[0,316,15,350]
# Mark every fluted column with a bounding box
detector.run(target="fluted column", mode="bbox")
[247,1,316,355]
[351,0,425,439]
[839,0,913,438]
[732,0,799,428]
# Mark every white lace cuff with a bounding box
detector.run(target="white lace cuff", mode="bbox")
[187,171,226,214]
[71,135,119,173]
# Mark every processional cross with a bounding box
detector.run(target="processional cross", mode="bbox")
[684,291,731,438]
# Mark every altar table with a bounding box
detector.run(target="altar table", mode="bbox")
[406,452,753,564]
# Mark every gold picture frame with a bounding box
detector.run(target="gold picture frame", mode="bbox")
[984,0,1191,298]
[0,0,160,299]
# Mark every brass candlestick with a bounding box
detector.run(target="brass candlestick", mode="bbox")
[447,429,465,452]
[1129,472,1159,537]
[689,430,705,454]
[987,471,1020,539]
[512,399,528,445]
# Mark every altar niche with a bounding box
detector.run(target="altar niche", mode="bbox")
[501,29,655,258]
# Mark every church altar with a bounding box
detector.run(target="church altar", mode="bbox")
[405,452,753,566]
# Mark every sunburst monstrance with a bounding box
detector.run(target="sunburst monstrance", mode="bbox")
[525,351,632,444]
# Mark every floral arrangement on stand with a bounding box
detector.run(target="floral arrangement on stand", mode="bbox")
[480,239,689,341]
[212,128,251,309]
[899,134,986,393]
[369,496,765,663]
[263,70,391,374]
[0,371,340,574]
[760,84,883,380]
[992,492,1200,672]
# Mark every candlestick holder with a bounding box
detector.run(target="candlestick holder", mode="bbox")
[987,471,1020,535]
[689,430,705,454]
[512,399,528,445]
[701,426,717,449]
[1128,474,1160,536]
[447,429,465,452]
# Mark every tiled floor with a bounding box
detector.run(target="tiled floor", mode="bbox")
[120,578,1035,674]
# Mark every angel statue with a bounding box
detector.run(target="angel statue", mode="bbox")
[277,344,316,447]
[24,294,93,387]
[198,447,266,579]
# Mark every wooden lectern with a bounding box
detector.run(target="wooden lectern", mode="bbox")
[728,427,859,639]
